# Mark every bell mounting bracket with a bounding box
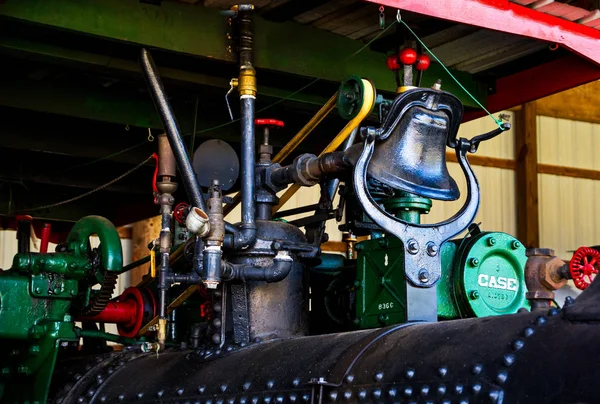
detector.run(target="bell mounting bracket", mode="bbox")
[353,88,509,321]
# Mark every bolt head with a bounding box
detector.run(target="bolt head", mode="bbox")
[418,269,429,283]
[407,239,419,254]
[426,242,438,257]
[469,258,480,267]
[470,290,480,300]
[511,240,521,250]
[487,237,497,246]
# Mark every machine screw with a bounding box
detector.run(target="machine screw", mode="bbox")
[511,240,521,250]
[487,237,496,246]
[469,258,480,267]
[426,242,438,257]
[470,290,480,300]
[34,287,41,294]
[418,269,429,283]
[407,239,419,255]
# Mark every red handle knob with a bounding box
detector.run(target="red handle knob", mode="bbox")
[386,54,401,71]
[416,54,431,71]
[569,246,600,290]
[255,119,284,128]
[398,48,417,65]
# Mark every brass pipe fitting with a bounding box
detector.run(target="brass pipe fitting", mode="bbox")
[238,67,257,98]
[157,318,167,349]
[525,248,568,311]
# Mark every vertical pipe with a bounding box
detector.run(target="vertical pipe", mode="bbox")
[230,5,257,249]
[240,97,256,226]
[139,48,206,212]
[16,215,32,254]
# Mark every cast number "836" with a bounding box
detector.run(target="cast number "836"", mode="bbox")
[378,302,394,310]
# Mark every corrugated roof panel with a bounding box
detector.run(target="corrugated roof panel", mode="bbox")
[428,30,527,68]
[454,38,547,73]
[294,0,358,25]
[536,3,590,21]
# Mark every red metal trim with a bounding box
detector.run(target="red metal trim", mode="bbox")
[463,54,600,120]
[366,0,600,65]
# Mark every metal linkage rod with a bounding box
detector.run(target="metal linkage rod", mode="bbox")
[139,48,206,211]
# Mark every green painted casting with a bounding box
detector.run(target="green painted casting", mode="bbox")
[354,229,529,327]
[13,253,90,277]
[337,75,366,120]
[354,237,407,328]
[0,215,124,403]
[384,191,432,222]
[452,230,530,317]
[66,215,123,273]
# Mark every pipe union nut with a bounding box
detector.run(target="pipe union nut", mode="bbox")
[186,207,211,237]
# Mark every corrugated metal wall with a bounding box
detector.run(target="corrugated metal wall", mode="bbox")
[538,116,600,260]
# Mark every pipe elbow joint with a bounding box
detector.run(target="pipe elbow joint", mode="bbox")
[234,223,257,250]
[265,252,293,283]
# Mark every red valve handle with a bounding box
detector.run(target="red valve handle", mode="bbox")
[255,119,284,128]
[173,202,190,225]
[569,246,600,290]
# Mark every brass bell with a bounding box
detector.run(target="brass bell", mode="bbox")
[347,89,463,201]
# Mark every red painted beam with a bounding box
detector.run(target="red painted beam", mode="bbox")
[463,54,600,120]
[365,0,600,65]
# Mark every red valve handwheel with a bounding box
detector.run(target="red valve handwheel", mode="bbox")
[416,54,431,71]
[569,246,600,290]
[398,48,417,65]
[255,119,284,128]
[386,54,401,71]
[173,202,190,225]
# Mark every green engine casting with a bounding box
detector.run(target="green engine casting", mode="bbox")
[0,216,122,404]
[351,224,529,328]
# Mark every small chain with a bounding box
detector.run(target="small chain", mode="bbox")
[20,155,155,213]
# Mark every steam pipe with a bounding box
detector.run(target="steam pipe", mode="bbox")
[222,252,293,283]
[240,97,256,228]
[229,6,257,249]
[327,127,359,199]
[139,48,206,212]
[269,151,351,187]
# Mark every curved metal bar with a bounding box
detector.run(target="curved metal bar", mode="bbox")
[353,136,480,288]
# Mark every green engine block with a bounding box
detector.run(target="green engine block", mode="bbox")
[0,216,123,404]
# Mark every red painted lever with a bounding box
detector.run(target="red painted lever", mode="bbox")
[255,119,284,128]
[40,223,51,253]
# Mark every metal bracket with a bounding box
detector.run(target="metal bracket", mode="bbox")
[353,136,480,321]
[231,283,250,344]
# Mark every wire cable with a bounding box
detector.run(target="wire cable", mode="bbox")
[396,10,504,129]
[19,154,154,213]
